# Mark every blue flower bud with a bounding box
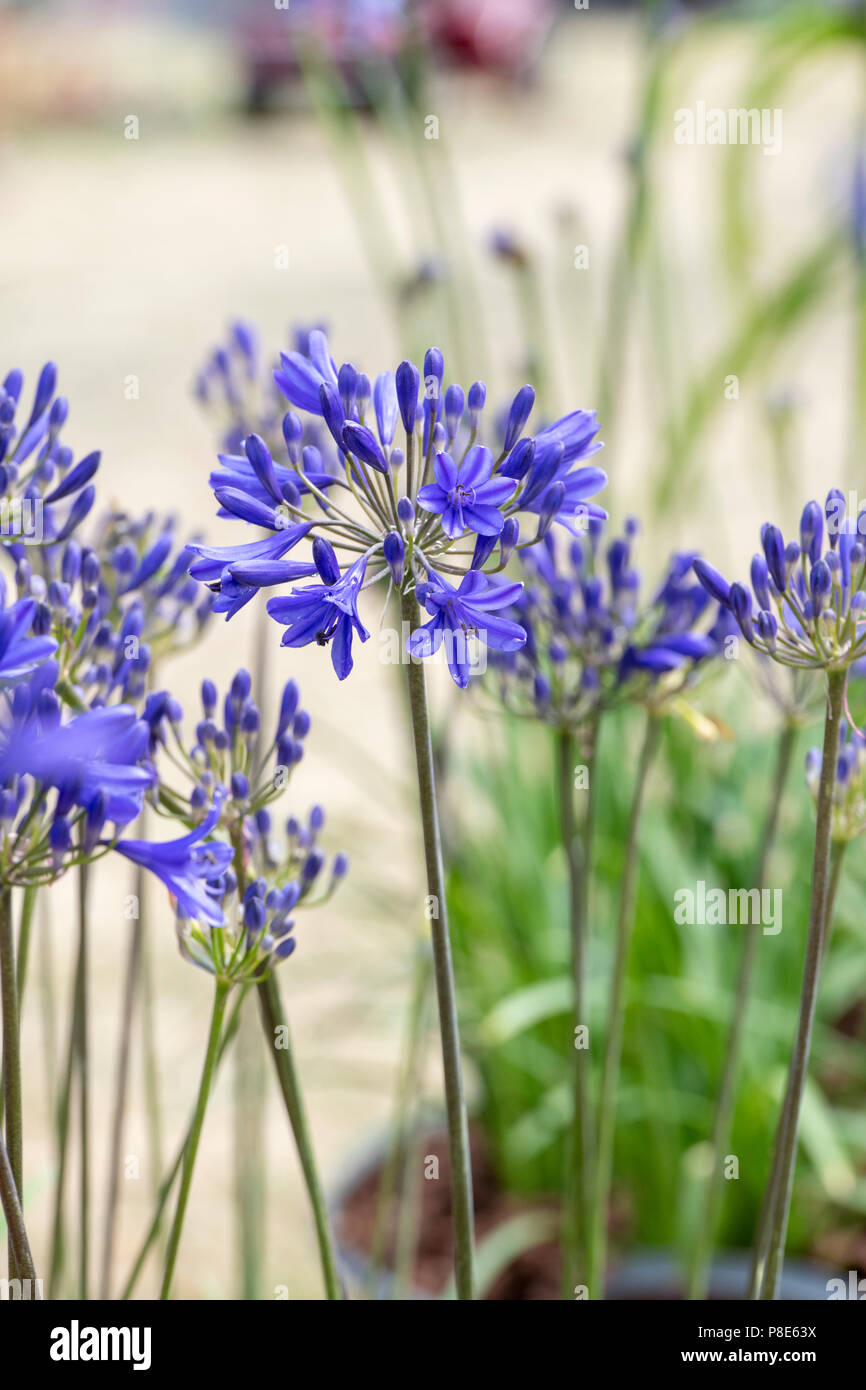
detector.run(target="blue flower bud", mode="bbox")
[825,488,846,545]
[756,610,777,650]
[503,385,535,453]
[730,582,755,642]
[245,433,282,503]
[810,559,832,606]
[471,533,498,569]
[293,709,311,739]
[800,501,823,564]
[467,381,486,422]
[277,680,300,736]
[397,496,415,526]
[750,555,771,610]
[383,530,405,586]
[201,679,217,715]
[500,437,535,482]
[444,385,465,439]
[762,525,787,592]
[282,411,303,462]
[313,536,341,585]
[395,360,420,434]
[342,421,388,474]
[332,852,349,879]
[231,771,249,801]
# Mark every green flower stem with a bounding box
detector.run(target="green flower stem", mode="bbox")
[366,941,432,1297]
[0,1127,37,1289]
[586,713,660,1300]
[0,886,22,1281]
[753,669,846,1300]
[48,927,85,1297]
[119,988,246,1301]
[99,899,145,1299]
[558,713,602,1298]
[256,972,343,1300]
[160,979,230,1300]
[15,885,37,1001]
[401,587,476,1300]
[687,720,796,1301]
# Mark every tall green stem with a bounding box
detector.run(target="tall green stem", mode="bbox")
[401,588,475,1300]
[0,886,22,1280]
[99,908,143,1298]
[160,980,230,1300]
[119,988,246,1301]
[586,713,660,1299]
[0,1128,37,1290]
[752,670,846,1300]
[256,972,343,1300]
[366,941,432,1297]
[559,714,601,1297]
[687,721,796,1300]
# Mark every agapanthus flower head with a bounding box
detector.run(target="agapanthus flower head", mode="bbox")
[0,363,100,548]
[193,327,608,686]
[694,490,866,672]
[141,668,346,980]
[0,652,155,886]
[805,719,866,842]
[10,513,213,708]
[489,519,731,724]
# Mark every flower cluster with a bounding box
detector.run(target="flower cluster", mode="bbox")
[1,363,100,549]
[191,329,608,685]
[805,720,866,843]
[0,651,154,887]
[489,519,733,724]
[137,669,346,981]
[694,490,866,672]
[9,512,212,707]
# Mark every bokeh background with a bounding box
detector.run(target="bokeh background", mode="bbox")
[3,0,866,1298]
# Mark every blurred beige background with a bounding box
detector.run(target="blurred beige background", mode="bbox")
[1,1,862,1296]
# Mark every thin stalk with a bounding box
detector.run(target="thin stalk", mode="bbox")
[753,670,846,1299]
[0,1128,38,1289]
[160,980,230,1300]
[37,892,57,1115]
[119,988,246,1301]
[400,588,475,1300]
[586,713,660,1299]
[365,942,432,1297]
[48,931,84,1297]
[138,868,164,1209]
[15,885,37,1001]
[75,859,90,1299]
[559,713,601,1297]
[687,720,796,1301]
[256,971,343,1301]
[0,886,22,1280]
[98,907,143,1299]
[234,998,265,1300]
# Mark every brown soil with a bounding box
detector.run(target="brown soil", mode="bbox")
[336,1127,562,1299]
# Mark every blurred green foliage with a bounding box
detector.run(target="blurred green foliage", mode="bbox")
[446,671,866,1267]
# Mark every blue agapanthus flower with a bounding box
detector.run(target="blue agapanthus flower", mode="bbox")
[140,669,347,977]
[192,327,607,686]
[0,592,58,681]
[115,800,233,929]
[694,489,866,671]
[407,571,526,688]
[0,363,100,547]
[11,513,213,706]
[489,518,732,722]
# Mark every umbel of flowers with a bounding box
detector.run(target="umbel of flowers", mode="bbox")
[694,488,864,1300]
[190,327,607,1299]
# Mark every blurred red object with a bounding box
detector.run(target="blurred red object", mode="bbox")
[237,0,555,112]
[422,0,556,76]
